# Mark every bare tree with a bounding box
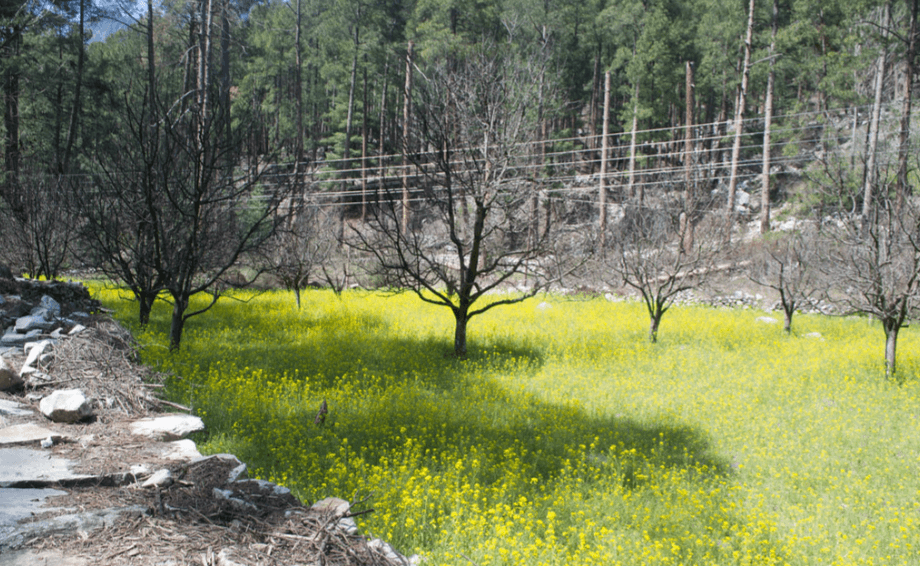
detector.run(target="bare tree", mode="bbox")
[0,171,73,279]
[74,1,290,346]
[748,229,823,333]
[262,193,338,309]
[351,44,570,357]
[603,200,726,343]
[821,200,920,378]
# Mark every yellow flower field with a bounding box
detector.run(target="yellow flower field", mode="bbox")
[96,287,920,566]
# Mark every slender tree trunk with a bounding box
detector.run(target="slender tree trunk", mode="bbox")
[343,27,359,176]
[761,0,778,234]
[885,322,899,377]
[61,0,85,175]
[599,70,611,250]
[294,0,304,176]
[897,0,918,211]
[2,30,21,213]
[627,81,640,203]
[401,41,414,235]
[139,292,156,326]
[378,56,389,188]
[588,47,600,165]
[649,310,661,343]
[361,58,368,221]
[865,1,891,222]
[454,309,469,357]
[169,295,189,350]
[727,0,756,215]
[219,0,231,158]
[197,0,213,122]
[681,61,695,253]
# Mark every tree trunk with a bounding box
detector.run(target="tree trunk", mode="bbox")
[219,0,231,157]
[294,286,302,310]
[139,292,156,326]
[343,27,359,177]
[401,41,414,235]
[599,70,610,250]
[627,81,640,203]
[649,311,661,343]
[760,0,777,234]
[61,0,85,175]
[681,61,695,253]
[294,0,304,176]
[897,0,917,211]
[169,295,189,350]
[2,30,21,215]
[361,59,368,221]
[454,309,468,357]
[864,1,890,222]
[783,306,793,334]
[885,321,899,377]
[727,0,755,215]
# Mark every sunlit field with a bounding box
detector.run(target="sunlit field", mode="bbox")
[94,286,920,566]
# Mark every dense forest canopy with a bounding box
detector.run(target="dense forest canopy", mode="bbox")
[0,0,908,182]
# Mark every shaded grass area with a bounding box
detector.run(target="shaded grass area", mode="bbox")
[97,287,920,565]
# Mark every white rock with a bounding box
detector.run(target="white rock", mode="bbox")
[40,436,54,449]
[39,389,94,423]
[21,339,53,376]
[755,316,778,324]
[804,332,823,340]
[161,439,202,461]
[537,301,551,310]
[130,464,151,476]
[142,469,173,488]
[311,496,350,517]
[68,324,86,336]
[129,414,205,440]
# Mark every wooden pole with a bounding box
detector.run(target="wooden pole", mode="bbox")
[599,70,611,250]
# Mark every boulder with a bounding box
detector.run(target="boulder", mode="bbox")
[14,315,53,333]
[39,389,94,423]
[38,295,61,318]
[0,358,23,391]
[129,414,205,440]
[0,264,11,279]
[1,330,41,348]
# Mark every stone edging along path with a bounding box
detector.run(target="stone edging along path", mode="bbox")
[0,278,417,566]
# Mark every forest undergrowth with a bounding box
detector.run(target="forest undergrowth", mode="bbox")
[95,286,920,566]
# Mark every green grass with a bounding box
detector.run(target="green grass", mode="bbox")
[95,286,920,566]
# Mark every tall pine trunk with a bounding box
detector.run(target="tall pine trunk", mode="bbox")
[761,0,778,234]
[727,0,755,215]
[897,0,917,211]
[864,1,890,222]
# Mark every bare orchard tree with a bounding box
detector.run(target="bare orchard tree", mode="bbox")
[603,200,727,343]
[351,44,568,357]
[76,51,290,347]
[0,169,73,279]
[821,199,920,378]
[262,193,338,309]
[747,228,824,333]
